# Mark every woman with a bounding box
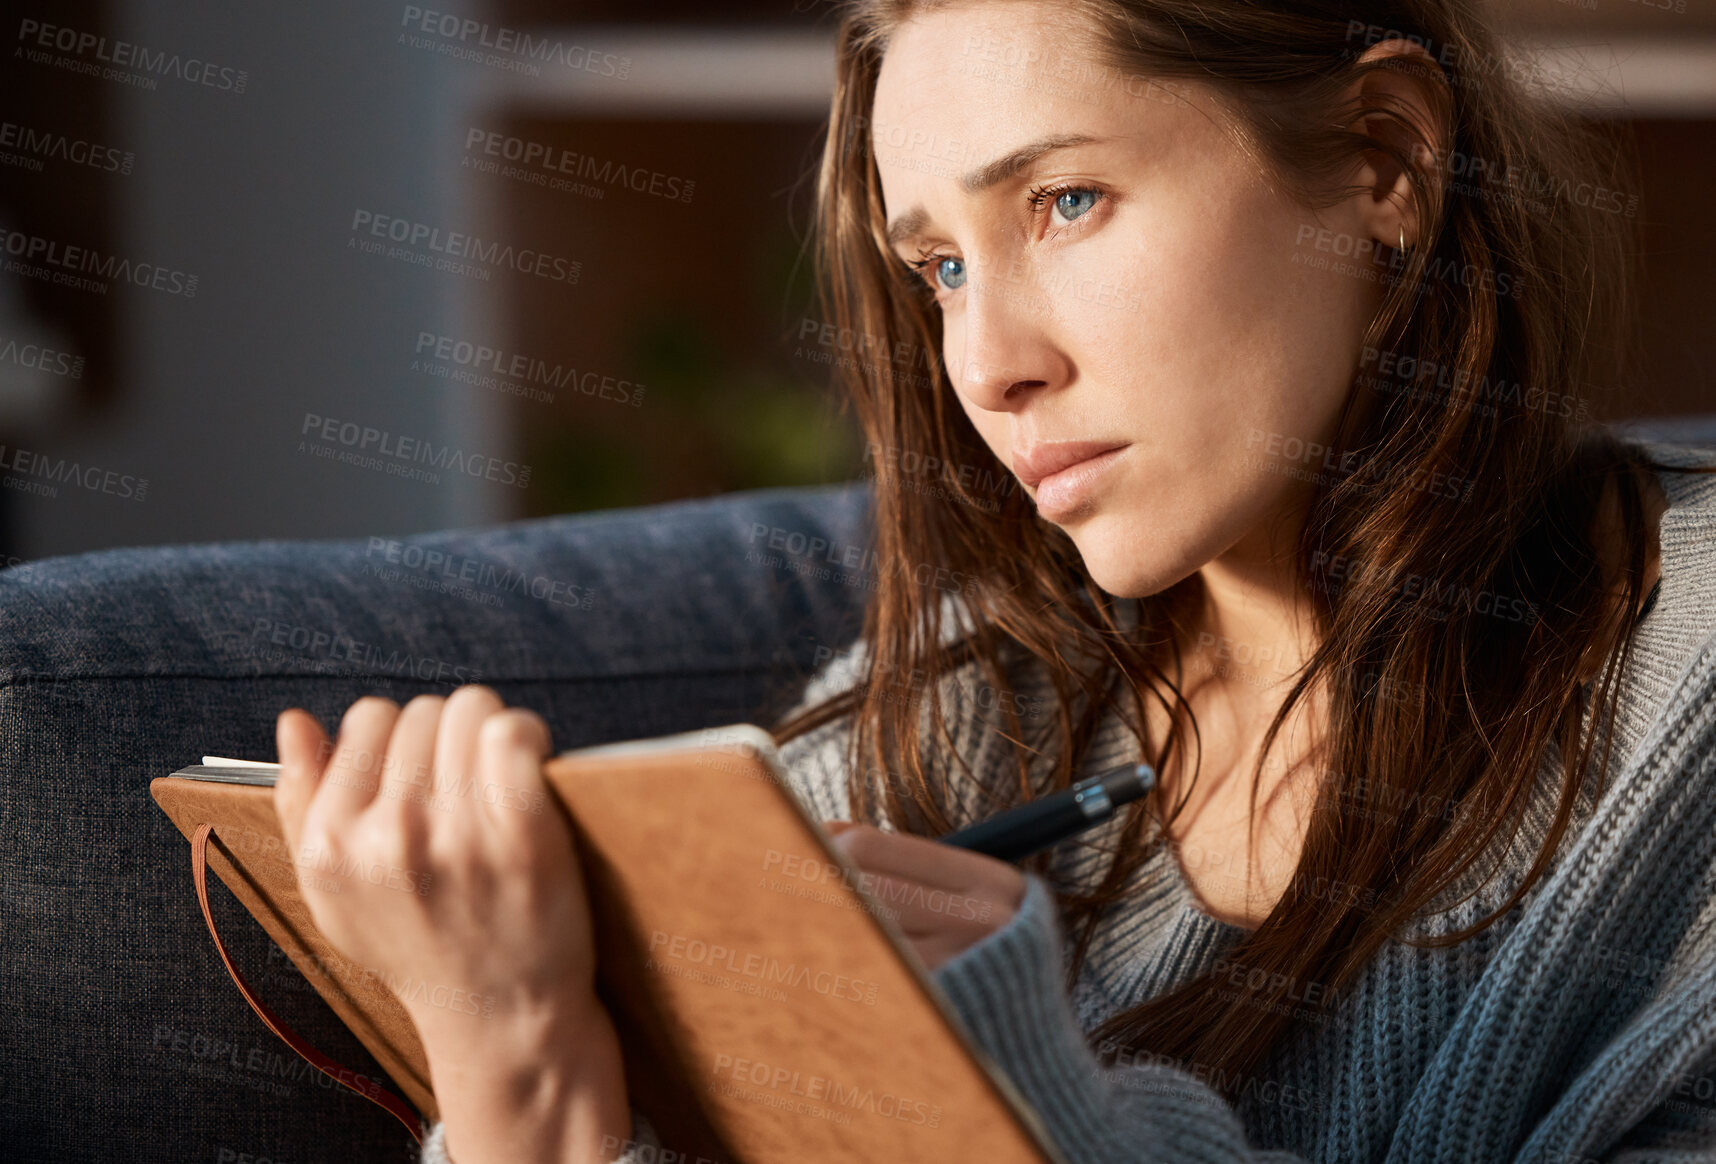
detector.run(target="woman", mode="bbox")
[273,1,1716,1161]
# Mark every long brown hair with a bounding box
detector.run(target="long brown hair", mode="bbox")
[774,0,1716,1093]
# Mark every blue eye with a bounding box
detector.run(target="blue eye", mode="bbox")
[905,251,965,294]
[1053,188,1098,221]
[900,183,1103,299]
[1027,182,1104,225]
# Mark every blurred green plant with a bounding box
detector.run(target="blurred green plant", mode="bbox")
[526,300,866,516]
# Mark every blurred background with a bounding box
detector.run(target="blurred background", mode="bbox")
[1,0,1713,562]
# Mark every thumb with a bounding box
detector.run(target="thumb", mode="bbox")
[273,708,330,859]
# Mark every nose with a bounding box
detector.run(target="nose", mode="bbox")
[950,259,1068,413]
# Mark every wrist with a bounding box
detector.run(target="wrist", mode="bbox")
[426,1000,632,1164]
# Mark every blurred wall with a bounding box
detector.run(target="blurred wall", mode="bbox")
[0,0,1711,563]
[1,1,517,560]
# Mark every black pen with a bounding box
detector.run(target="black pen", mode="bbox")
[938,762,1157,862]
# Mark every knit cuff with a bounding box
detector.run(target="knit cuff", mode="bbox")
[929,872,1119,1160]
[931,873,1259,1163]
[417,1104,666,1163]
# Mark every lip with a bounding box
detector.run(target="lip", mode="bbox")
[1013,440,1131,489]
[1015,441,1130,521]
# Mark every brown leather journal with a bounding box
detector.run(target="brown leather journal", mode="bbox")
[150,725,1067,1164]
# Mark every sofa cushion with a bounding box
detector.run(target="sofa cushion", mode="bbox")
[0,481,870,1162]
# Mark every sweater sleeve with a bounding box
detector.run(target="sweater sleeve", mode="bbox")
[416,1103,666,1164]
[931,872,1308,1164]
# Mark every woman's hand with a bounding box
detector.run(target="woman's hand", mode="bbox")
[273,686,629,1164]
[823,820,1027,971]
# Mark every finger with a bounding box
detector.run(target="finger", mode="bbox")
[472,707,553,833]
[830,823,992,894]
[432,684,506,817]
[857,870,947,937]
[313,696,401,828]
[273,708,331,860]
[853,868,1014,941]
[374,693,445,817]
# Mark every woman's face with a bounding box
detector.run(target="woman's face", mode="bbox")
[870,1,1387,600]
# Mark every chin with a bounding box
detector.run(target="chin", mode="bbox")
[1082,567,1164,601]
[1058,517,1179,600]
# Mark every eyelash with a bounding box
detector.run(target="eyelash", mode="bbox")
[903,181,1106,293]
[1024,180,1096,216]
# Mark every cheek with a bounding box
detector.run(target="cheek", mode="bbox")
[1073,191,1364,451]
[1036,243,1146,353]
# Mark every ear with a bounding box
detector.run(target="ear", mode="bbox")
[1342,38,1450,256]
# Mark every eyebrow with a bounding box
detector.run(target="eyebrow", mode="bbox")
[883,132,1108,247]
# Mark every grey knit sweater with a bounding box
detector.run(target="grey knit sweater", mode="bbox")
[421,439,1716,1164]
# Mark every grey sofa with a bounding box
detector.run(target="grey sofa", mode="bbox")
[0,482,870,1162]
[8,413,1714,1161]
